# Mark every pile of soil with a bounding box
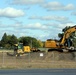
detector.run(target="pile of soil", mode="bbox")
[6,51,76,62]
[45,51,76,61]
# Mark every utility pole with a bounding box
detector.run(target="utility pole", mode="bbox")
[30,40,32,48]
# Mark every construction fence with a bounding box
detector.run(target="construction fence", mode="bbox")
[0,50,76,69]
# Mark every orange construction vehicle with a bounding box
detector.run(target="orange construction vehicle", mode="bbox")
[45,25,76,52]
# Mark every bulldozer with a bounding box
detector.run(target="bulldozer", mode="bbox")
[45,25,76,52]
[14,43,31,56]
[7,43,40,56]
[7,43,31,56]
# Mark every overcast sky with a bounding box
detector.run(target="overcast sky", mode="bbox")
[0,0,76,41]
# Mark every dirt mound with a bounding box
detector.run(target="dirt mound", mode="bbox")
[45,51,76,61]
[6,51,76,62]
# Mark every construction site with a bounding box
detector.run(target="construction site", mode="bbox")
[0,25,76,69]
[0,50,76,69]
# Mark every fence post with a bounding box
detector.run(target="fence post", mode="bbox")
[2,51,4,67]
[52,51,55,61]
[28,52,31,67]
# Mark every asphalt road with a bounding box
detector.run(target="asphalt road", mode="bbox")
[0,69,76,75]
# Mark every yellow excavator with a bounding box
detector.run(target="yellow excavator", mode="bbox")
[45,25,76,52]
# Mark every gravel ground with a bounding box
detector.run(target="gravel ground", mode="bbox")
[0,51,76,69]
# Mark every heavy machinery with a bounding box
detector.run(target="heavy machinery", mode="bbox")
[7,25,76,56]
[14,43,31,56]
[45,25,76,52]
[7,43,40,56]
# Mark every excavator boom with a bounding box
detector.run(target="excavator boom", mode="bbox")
[60,26,76,45]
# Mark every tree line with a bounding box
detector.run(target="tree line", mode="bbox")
[0,33,43,49]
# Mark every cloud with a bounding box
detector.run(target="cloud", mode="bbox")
[11,0,44,5]
[6,22,48,31]
[42,1,75,11]
[58,23,75,29]
[11,1,75,11]
[26,23,44,29]
[46,22,74,28]
[0,7,25,18]
[42,22,75,40]
[3,22,48,40]
[29,15,72,23]
[22,23,48,30]
[71,12,76,16]
[44,22,75,35]
[0,21,75,41]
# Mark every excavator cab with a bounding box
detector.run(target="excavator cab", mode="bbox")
[18,43,23,49]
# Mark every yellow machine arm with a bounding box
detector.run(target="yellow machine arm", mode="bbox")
[60,25,76,45]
